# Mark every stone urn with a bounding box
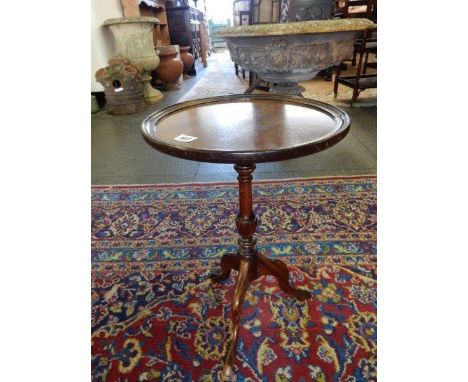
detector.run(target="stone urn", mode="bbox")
[180,46,194,75]
[103,16,163,104]
[95,56,147,115]
[216,19,376,96]
[153,50,184,90]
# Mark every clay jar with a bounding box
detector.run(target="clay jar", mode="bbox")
[180,46,194,74]
[95,57,146,115]
[154,50,184,90]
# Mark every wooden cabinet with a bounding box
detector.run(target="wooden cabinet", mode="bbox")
[139,0,171,46]
[166,5,207,74]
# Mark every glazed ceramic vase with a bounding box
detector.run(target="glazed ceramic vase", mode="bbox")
[103,16,163,104]
[154,50,184,90]
[180,46,194,74]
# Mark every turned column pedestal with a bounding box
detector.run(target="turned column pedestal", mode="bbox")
[210,163,311,376]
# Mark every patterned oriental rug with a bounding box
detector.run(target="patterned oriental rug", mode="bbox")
[92,176,377,381]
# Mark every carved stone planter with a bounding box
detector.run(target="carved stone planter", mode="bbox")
[95,57,147,115]
[216,19,375,96]
[103,16,163,104]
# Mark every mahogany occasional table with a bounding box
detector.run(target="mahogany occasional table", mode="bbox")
[141,94,351,377]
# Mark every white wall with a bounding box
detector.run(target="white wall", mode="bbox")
[91,0,124,92]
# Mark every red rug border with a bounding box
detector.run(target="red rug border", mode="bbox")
[91,174,377,190]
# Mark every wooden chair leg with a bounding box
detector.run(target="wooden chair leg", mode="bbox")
[244,77,263,94]
[352,50,358,66]
[351,88,359,107]
[333,65,341,97]
[333,81,339,97]
[363,51,369,74]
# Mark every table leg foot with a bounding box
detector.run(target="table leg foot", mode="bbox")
[222,256,252,377]
[210,253,240,283]
[257,253,311,301]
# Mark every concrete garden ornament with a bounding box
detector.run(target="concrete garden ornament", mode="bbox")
[103,16,163,104]
[95,56,146,115]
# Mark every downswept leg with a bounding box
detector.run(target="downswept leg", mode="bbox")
[257,253,311,301]
[210,253,240,283]
[223,257,252,377]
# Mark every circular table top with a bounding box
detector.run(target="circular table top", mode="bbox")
[141,94,350,164]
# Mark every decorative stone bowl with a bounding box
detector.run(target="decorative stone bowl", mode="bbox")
[215,19,376,96]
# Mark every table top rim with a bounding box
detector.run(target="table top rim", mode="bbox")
[141,94,351,164]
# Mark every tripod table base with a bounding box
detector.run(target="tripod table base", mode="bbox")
[210,250,311,377]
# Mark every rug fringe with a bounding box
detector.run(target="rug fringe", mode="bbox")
[91,174,376,189]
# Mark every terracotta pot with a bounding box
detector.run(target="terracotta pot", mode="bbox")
[154,50,184,90]
[95,58,147,115]
[180,46,194,74]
